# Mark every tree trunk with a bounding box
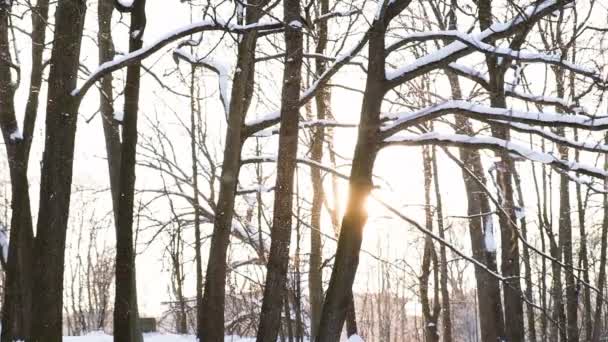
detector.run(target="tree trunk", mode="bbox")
[113,1,146,342]
[431,147,452,342]
[420,147,439,342]
[97,0,122,220]
[199,2,267,340]
[0,0,48,339]
[308,1,329,338]
[316,20,387,342]
[513,168,537,342]
[477,2,525,340]
[256,2,303,340]
[30,1,87,340]
[445,70,505,342]
[591,134,608,342]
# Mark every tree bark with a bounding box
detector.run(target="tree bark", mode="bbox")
[420,147,440,342]
[199,2,268,340]
[514,168,537,342]
[30,1,87,340]
[445,69,505,342]
[431,147,452,342]
[477,2,524,340]
[113,1,146,342]
[256,2,304,340]
[316,17,388,342]
[0,0,48,339]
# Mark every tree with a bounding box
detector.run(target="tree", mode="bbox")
[30,1,87,340]
[256,2,304,340]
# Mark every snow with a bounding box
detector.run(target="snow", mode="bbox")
[63,332,257,341]
[383,132,608,179]
[385,0,565,82]
[245,110,279,127]
[288,20,302,29]
[348,335,365,342]
[381,100,608,134]
[483,215,497,252]
[0,222,7,263]
[388,30,596,78]
[173,48,232,114]
[9,128,22,141]
[72,19,281,98]
[113,110,124,122]
[116,0,134,7]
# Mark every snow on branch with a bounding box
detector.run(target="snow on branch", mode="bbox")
[382,132,607,179]
[173,47,232,115]
[71,19,282,99]
[389,30,601,83]
[380,100,608,137]
[385,0,574,88]
[447,63,578,112]
[313,9,361,24]
[492,120,608,154]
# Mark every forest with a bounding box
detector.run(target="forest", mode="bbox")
[1,0,608,341]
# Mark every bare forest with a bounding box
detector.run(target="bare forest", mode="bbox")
[2,0,608,342]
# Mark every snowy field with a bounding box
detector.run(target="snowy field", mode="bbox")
[63,332,364,341]
[63,332,255,342]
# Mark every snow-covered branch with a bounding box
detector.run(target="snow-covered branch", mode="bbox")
[385,0,574,88]
[381,100,608,137]
[389,30,601,83]
[382,132,607,179]
[173,47,232,115]
[71,19,282,99]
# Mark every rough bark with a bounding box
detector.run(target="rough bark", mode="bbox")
[477,1,525,340]
[316,17,387,342]
[113,1,146,342]
[256,2,304,340]
[199,2,267,340]
[0,0,48,339]
[445,70,505,342]
[98,0,122,219]
[30,1,87,340]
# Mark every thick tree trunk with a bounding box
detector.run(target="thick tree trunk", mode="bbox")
[97,0,122,219]
[199,2,267,340]
[256,2,304,340]
[316,21,387,342]
[30,1,87,340]
[113,2,146,342]
[445,71,505,342]
[0,0,48,339]
[477,2,525,340]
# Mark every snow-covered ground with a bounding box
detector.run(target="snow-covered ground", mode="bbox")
[63,332,364,341]
[63,332,255,342]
